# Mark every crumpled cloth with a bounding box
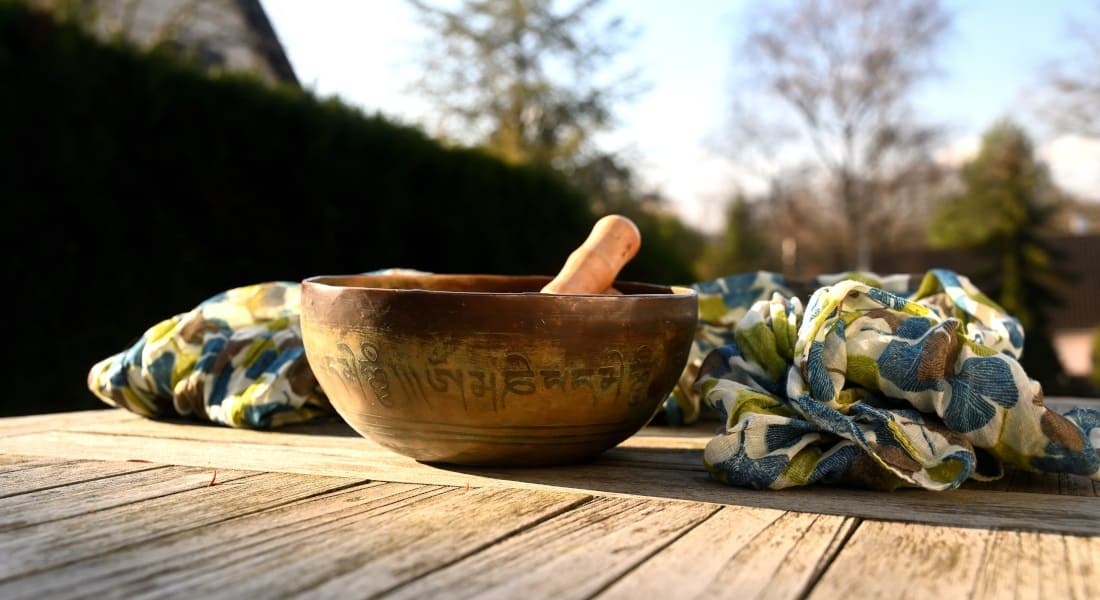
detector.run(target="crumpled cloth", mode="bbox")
[88,281,334,429]
[675,269,1100,490]
[88,267,1100,491]
[88,269,426,429]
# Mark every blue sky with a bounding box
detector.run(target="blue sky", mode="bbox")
[261,0,1099,233]
[924,0,1087,132]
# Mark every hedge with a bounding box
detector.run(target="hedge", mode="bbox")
[0,3,600,415]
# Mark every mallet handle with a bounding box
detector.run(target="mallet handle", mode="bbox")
[541,214,641,294]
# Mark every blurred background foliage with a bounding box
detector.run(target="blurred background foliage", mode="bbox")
[927,120,1075,387]
[0,1,659,416]
[3,0,1099,417]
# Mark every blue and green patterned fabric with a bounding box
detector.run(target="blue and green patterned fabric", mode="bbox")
[88,281,334,429]
[88,268,1100,491]
[675,269,1100,490]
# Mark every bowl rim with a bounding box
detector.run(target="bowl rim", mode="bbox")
[301,273,697,299]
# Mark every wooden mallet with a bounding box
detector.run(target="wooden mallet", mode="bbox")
[541,214,641,295]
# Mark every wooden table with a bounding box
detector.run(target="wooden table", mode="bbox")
[1,399,1097,599]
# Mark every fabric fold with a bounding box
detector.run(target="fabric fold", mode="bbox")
[693,269,1100,490]
[87,267,1100,491]
[88,281,334,429]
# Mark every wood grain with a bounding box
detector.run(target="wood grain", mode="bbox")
[1065,534,1100,600]
[2,412,1097,535]
[963,466,1099,497]
[0,405,1096,599]
[0,459,162,499]
[598,507,857,599]
[0,464,256,529]
[0,455,71,473]
[968,530,1100,599]
[809,521,992,599]
[0,481,449,598]
[1058,472,1098,497]
[0,409,134,437]
[0,467,363,581]
[811,521,1100,600]
[31,487,591,599]
[380,495,718,599]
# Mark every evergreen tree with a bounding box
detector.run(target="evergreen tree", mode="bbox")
[405,0,703,284]
[406,0,643,174]
[929,120,1071,389]
[698,194,773,280]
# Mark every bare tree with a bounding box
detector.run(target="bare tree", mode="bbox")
[719,0,951,270]
[1036,1,1100,136]
[765,172,851,277]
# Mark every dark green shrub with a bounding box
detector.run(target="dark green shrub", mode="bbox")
[1,3,597,415]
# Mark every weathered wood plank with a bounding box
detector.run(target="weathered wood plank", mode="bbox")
[26,487,592,599]
[0,459,163,499]
[961,466,1099,497]
[1059,472,1099,497]
[202,487,591,598]
[813,521,1100,600]
[0,465,256,530]
[379,495,719,599]
[0,406,1094,599]
[1,427,429,481]
[31,408,1100,488]
[40,406,1100,491]
[70,414,712,476]
[12,397,1088,446]
[45,397,1090,436]
[0,409,134,437]
[68,414,714,470]
[371,466,1099,536]
[0,481,449,599]
[598,508,857,600]
[0,455,71,473]
[969,530,1091,599]
[808,521,991,599]
[1065,534,1100,600]
[688,513,855,600]
[3,427,1096,535]
[69,413,368,450]
[0,469,364,581]
[61,414,1100,494]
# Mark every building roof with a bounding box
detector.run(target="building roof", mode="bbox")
[872,234,1100,331]
[233,0,298,86]
[34,0,299,86]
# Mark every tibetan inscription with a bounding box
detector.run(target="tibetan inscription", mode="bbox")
[321,342,393,407]
[319,340,657,412]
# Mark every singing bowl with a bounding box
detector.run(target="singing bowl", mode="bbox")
[300,273,698,466]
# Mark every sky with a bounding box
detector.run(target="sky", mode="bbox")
[260,0,1100,234]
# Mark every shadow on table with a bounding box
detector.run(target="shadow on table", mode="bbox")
[430,446,1099,536]
[257,410,1098,535]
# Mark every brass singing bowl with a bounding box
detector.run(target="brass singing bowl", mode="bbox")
[300,273,698,466]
